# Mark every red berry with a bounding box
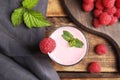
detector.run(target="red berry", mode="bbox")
[88,62,101,73]
[95,44,108,55]
[93,18,101,28]
[39,38,56,54]
[83,0,94,4]
[104,7,117,15]
[93,9,102,17]
[82,3,94,12]
[102,0,115,8]
[99,12,111,25]
[109,16,118,25]
[114,9,120,18]
[115,0,120,8]
[95,0,104,10]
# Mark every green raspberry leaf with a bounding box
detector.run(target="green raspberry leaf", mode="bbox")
[11,7,25,26]
[23,10,51,28]
[22,0,39,9]
[74,38,84,48]
[62,30,73,41]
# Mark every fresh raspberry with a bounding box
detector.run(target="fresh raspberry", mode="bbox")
[93,18,101,28]
[95,0,104,10]
[99,12,111,25]
[109,16,118,25]
[115,0,120,8]
[114,9,120,18]
[83,0,94,4]
[102,0,115,8]
[82,3,94,12]
[104,7,117,15]
[39,38,56,54]
[95,44,108,55]
[88,62,101,73]
[93,9,102,17]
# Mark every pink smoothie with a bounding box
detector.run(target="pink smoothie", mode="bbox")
[48,26,88,65]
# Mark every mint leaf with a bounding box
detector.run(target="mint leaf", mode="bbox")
[62,30,73,41]
[22,0,39,9]
[11,7,25,26]
[63,31,73,39]
[62,30,84,48]
[74,38,84,48]
[69,39,76,47]
[23,10,50,28]
[62,34,72,41]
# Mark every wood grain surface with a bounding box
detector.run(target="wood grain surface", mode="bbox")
[46,0,120,79]
[47,0,66,16]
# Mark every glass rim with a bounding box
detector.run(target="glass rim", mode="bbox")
[48,26,89,66]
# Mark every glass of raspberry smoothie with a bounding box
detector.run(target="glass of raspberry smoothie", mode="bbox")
[48,26,88,66]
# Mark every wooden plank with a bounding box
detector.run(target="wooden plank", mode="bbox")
[47,17,117,72]
[47,0,66,16]
[58,72,120,78]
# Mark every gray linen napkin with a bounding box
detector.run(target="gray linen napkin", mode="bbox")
[0,0,60,80]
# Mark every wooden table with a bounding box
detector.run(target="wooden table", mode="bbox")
[46,0,120,80]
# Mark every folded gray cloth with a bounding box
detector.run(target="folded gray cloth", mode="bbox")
[0,0,60,80]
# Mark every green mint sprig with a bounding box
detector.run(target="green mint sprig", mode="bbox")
[11,0,50,28]
[62,30,84,48]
